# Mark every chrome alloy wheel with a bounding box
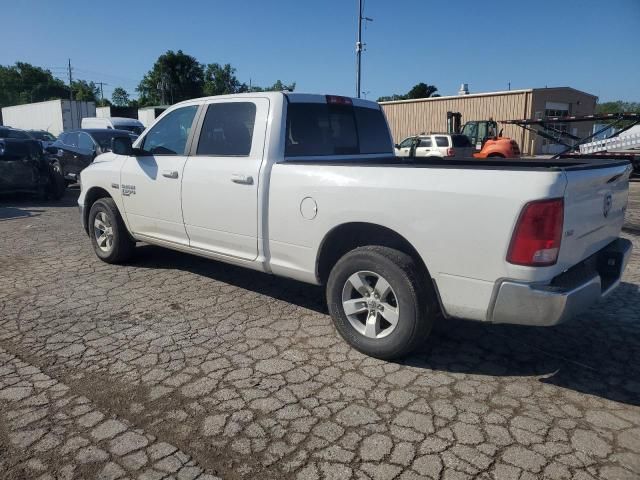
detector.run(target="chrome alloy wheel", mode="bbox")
[341,271,400,339]
[93,211,114,253]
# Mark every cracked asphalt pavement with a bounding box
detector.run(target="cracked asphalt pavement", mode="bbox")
[0,182,639,480]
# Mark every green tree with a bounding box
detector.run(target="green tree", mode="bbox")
[406,83,439,99]
[72,80,99,101]
[595,101,640,127]
[250,79,296,92]
[204,63,243,96]
[137,50,204,106]
[377,82,440,102]
[596,101,640,115]
[0,62,68,108]
[111,87,130,106]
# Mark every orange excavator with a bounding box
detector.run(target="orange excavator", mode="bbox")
[447,112,520,158]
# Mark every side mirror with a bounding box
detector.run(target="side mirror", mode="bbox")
[394,144,400,149]
[111,136,133,156]
[45,145,58,154]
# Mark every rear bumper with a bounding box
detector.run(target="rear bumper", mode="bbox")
[489,238,632,326]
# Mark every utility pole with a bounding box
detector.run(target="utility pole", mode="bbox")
[355,0,373,98]
[97,82,108,104]
[68,59,73,102]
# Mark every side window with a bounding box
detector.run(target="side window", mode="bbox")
[419,138,432,148]
[140,105,198,155]
[78,133,94,150]
[435,136,449,147]
[65,132,79,147]
[197,102,256,156]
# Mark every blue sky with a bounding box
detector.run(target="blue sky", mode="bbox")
[2,0,639,103]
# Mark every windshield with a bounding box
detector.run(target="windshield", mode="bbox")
[117,125,144,135]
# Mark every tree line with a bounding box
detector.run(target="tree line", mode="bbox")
[0,50,295,109]
[2,55,638,113]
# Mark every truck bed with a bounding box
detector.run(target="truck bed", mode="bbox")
[282,156,631,172]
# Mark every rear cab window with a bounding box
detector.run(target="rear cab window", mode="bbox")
[285,98,392,158]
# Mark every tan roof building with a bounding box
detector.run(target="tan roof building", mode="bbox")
[379,87,598,155]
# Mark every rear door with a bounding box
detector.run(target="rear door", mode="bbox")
[415,137,433,157]
[181,98,269,260]
[559,163,631,268]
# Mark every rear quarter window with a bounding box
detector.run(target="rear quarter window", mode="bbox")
[435,136,449,147]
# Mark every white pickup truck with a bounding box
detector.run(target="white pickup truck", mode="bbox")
[78,92,633,359]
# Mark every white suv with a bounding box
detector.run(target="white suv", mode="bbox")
[394,133,474,159]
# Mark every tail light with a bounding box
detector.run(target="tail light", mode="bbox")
[507,198,564,266]
[446,148,455,157]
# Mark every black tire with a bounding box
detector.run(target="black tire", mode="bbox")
[88,198,135,263]
[326,246,438,360]
[47,161,66,200]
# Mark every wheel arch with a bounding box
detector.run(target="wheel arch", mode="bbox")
[316,222,431,287]
[82,186,112,235]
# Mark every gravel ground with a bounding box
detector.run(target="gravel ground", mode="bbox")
[0,182,639,480]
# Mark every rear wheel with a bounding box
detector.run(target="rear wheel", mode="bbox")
[326,246,438,359]
[88,198,135,263]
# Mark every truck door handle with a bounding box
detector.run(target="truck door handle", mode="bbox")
[231,174,253,185]
[162,170,179,179]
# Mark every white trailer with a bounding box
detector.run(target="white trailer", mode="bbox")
[1,99,96,136]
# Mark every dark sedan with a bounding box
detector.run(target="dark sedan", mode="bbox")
[49,129,137,183]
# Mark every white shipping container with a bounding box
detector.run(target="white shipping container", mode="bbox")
[1,99,96,136]
[96,106,111,118]
[138,106,166,127]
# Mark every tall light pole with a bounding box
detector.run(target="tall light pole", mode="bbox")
[356,0,373,98]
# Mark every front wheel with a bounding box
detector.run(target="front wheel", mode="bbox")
[88,198,135,263]
[326,246,438,360]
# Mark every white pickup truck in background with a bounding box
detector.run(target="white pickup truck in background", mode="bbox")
[78,92,633,359]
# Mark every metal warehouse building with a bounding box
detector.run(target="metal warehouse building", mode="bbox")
[379,87,597,155]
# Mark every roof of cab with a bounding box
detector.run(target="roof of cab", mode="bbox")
[171,92,381,110]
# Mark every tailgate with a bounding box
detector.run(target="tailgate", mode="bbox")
[558,163,631,269]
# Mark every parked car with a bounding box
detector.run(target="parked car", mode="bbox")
[0,126,33,140]
[0,137,65,199]
[27,130,57,148]
[48,129,137,183]
[394,133,474,159]
[81,117,145,135]
[78,92,632,359]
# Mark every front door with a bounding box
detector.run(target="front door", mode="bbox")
[120,104,199,246]
[181,98,268,260]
